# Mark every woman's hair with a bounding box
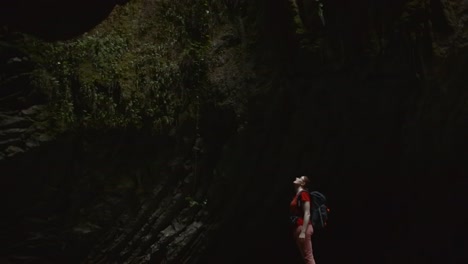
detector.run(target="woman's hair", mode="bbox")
[301,175,310,189]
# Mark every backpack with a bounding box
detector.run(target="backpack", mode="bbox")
[296,190,330,230]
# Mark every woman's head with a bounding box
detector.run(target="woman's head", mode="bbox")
[293,175,310,189]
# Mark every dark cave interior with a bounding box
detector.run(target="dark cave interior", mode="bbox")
[1,1,467,264]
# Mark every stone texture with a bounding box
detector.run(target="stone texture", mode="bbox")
[0,1,466,264]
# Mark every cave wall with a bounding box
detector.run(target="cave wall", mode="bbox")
[1,0,467,264]
[0,0,130,40]
[200,0,468,263]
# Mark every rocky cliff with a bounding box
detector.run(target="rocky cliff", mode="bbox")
[1,0,466,263]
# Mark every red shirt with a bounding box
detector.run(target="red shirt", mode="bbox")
[290,191,311,227]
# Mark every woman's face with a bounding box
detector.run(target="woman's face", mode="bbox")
[293,176,306,186]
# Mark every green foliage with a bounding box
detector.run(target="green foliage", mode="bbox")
[23,0,215,133]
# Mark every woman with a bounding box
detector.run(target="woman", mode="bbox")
[290,175,316,264]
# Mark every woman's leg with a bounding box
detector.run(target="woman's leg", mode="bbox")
[295,226,305,258]
[295,224,316,264]
[303,224,316,264]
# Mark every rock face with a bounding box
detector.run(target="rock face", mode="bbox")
[0,105,53,160]
[1,0,467,264]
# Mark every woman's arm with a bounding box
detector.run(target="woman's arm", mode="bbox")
[299,201,311,239]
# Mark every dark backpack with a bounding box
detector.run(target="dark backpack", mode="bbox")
[296,190,330,230]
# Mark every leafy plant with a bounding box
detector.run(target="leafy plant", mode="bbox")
[20,0,216,133]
